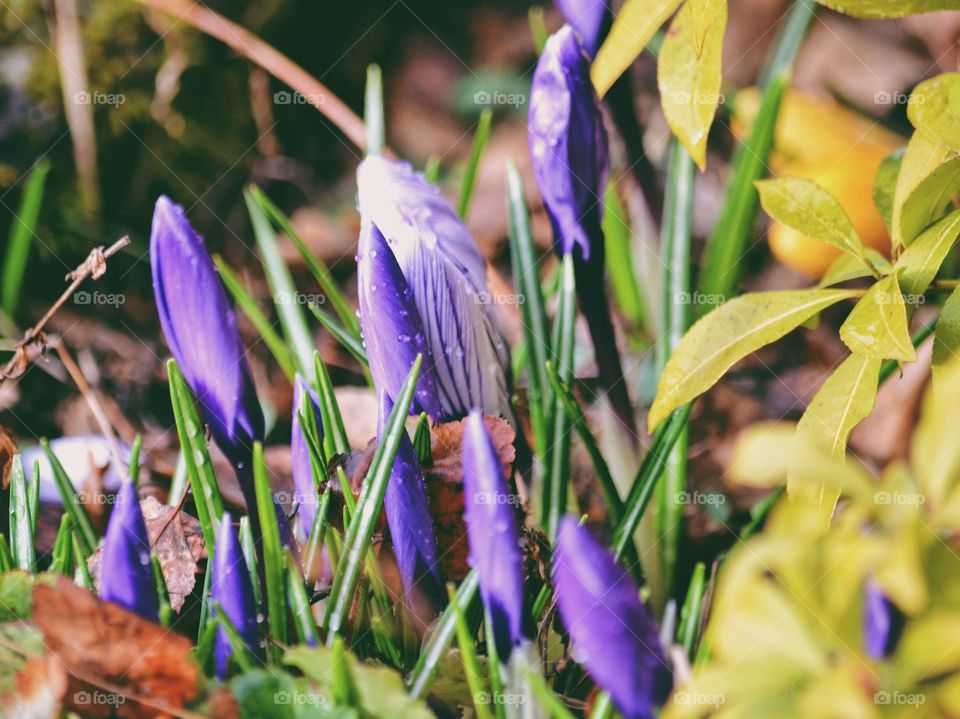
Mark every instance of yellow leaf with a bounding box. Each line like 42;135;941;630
912;356;960;508
686;0;724;57
891;126;957;249
816;0;960;18
647;289;858;431
657;0;726;169
897;208;960;297
591;0;683;98
839;273;916;361
932;286;960;380
818;249;890;288
908;72;960;153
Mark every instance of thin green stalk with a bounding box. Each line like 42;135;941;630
309;303;370;370
697;0;815;308
71;532;94;590
2;159;49;317
448;584;494;719
603;181;647;329
8;455;35;572
678;562;707;658
523;669;577;719
314;352;351;458
253;442;288;657
459;109;493;218
128;435;143;488
152;554;173;627
287;550;320;646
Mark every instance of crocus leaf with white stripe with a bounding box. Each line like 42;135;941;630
100;481;159;623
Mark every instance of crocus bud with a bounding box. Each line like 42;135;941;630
357;221;443;419
553;517;670;719
291;374;324;536
555;0;610;56
357;156;511;421
462;410;528;659
211;513;261;679
380;394;444;610
100;480;159;623
529;26;608;263
864;581;903;660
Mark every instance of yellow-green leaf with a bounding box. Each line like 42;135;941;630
897;208;960;297
818;249;890;288
648;289;858;431
933;286;960;378
913;356;960;507
898;154;960;247
908;72;960;153
816;0;960;19
756;176;866;261
839;274;916;361
687;0;724;57
891;130;956;248
657;0;726;169
592;0;683;98
872;148;903;234
789;353;881;519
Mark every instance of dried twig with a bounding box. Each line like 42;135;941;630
0;236;130;385
133;0;370;152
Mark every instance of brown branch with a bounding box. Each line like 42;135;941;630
133;0;369;152
0;236;130;385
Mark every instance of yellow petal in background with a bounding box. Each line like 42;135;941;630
657;0;726;169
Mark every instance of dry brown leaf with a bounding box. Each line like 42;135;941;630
0;424;17;489
32;576;199;717
88;497;205;613
5;653;68;717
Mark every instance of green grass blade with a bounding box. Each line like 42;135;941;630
304;489;331;580
238;516;262;610
331;635;362;706
245;187;315;376
603;181;647;329
448;584;494;719
528;7;549;54
71;532;94;590
365;64;385;157
483;610;506;719
248;187;360;338
2;159;49;317
128;435;143;488
506;160;552;454
588;693;616;719
324;355;422;640
459;109;493;218
42;439;97;555
167;360;223;552
253;441;288;656
152;554;173;627
678;561;707;657
523;668;576;719
215;255;298;381
424;156;441;183
412;412;432;467
49;514;73;575
697;0;815;308
212;602;257;673
657;140;695;601
8;455;35;572
313;351;351;457
0;534;12;573
543;255;576;539
27;460;39;541
309;303;369;368
287;549;320;646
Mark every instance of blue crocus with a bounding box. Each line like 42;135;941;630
864;581;903;660
380;393;444;609
529;27;636;436
291;373;324;537
555;0;610;57
211;513;261;679
356;220;444;419
462;410;528;659
357;156;511;421
100;480;159;623
553;517;670;719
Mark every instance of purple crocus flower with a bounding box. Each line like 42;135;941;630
356;221;444;419
555;0;610;57
291;373;324;536
211;514;261;679
553;517;670;719
357;156;511;421
462;410;528;659
864;581;904;660
100;480;159;623
380;393;444;609
529;27;636;437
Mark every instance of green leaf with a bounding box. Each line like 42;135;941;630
603;182;646;327
696;0;815;306
839;274;916;361
42;438;97;555
657;0;727;168
914;353;960;507
815;0;960;17
447;584;493;719
908;72;960;152
412;412;432;467
872;148;904;233
789;353;881;516
897;208;960;297
897;153;960;248
459;109;492;218
934;286;960;377
314;352;351;458
286;645;434;719
891;130;956;249
287;550;320;647
818;249;891;288
592;0;683;98
648;289;858;430
365;64;385;157
755;176;866;261
309;303;369;369
2;160;49;318
8;455;35;572
678;562;707;657
254;443;288;656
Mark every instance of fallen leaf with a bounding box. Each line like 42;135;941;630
88;497;205;613
32;576;199;716
0;424;16;489
4;653;68;718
